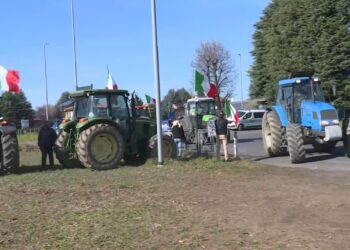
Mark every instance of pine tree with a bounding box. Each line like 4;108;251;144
0;91;34;127
249;0;350;109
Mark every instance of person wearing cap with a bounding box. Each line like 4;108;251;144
38;122;57;166
215;111;229;161
171;119;186;159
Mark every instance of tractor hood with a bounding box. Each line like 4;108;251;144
301;100;339;131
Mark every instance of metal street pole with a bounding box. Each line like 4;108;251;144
71;0;78;90
44;43;49;121
238;53;244;109
151;0;163;166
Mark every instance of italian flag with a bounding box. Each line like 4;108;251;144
194;70;217;98
106;71;118;90
224;99;239;124
145;94;156;104
0;65;20;94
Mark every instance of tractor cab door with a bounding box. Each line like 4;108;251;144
277;85;294;122
109;94;131;138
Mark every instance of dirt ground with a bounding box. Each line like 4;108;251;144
1;156;350;249
128;162;350;249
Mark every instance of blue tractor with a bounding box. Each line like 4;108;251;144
262;77;342;163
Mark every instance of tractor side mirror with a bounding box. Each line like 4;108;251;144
332;84;337;97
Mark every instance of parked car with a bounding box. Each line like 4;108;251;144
236;109;266;130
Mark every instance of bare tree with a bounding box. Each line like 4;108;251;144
192;41;235;109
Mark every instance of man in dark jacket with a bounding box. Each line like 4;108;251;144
215;111;228;161
38;122;57;166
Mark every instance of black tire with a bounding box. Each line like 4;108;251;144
343;119;350;158
286;123;306;163
312;141;337;153
237;124;244;131
76;124;125;170
54;130;82;168
1;133;19;173
148;134;177;159
345;135;350;158
262;110;286;156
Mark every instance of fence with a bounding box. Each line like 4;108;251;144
17;128;40;135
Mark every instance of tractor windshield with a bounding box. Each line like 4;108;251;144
74;95;109;118
196;101;216;115
294;81;325;102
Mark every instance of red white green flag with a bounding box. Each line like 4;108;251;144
194;70;217;98
106;71;118;90
0;65;20;94
145;94;156;104
224;99;239;124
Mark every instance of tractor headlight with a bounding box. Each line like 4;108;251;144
320;120;329;126
331;119;339;125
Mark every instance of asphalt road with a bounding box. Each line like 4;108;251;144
231;129;350;171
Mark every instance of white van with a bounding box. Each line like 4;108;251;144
236;110;266;130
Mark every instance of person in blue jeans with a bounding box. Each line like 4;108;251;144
171;119;186;159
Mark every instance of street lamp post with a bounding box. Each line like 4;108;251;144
238;53;244;109
71;0;78;90
44;43;49;121
151;0;163;166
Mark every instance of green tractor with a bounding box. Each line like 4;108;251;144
182;96;217;143
0;119;19;173
54;89;177;170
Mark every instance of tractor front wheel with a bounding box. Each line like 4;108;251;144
1;133;19;173
148;135;177;159
77;124;125;170
286;123;306;163
55;130;82;168
262;110;286;156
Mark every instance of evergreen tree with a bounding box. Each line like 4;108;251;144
0;91;34;127
249;0;350;108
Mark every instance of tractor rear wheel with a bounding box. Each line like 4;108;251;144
76;124;125;170
312;141;337;153
286;123;306;163
148;134;177;159
1;133;19;173
262;110;286;156
55;130;82;168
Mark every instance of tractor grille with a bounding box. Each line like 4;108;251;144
321;109;337;120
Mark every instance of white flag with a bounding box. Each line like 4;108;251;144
106;72;118;90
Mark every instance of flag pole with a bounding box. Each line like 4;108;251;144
151;0;163;166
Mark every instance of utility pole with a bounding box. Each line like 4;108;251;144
71;0;78;90
238;53;244;109
44;42;49;121
151;0;163;166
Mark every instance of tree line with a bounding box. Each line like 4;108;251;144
249;0;350;109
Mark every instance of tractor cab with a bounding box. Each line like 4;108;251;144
184;97;216;129
276;77;339;132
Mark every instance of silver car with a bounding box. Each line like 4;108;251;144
236;110;266;130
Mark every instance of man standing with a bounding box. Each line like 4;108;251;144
171;119;186;159
215;111;228;161
38;122;57;166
